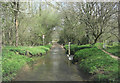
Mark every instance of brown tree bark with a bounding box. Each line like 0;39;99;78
15;17;18;46
13;2;19;46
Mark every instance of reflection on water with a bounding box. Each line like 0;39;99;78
14;43;89;81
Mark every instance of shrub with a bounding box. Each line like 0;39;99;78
64;44;91;55
94;43;103;48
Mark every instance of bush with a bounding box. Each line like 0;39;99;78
94;43;103;48
64;44;91;55
113;42;119;46
44;44;52;48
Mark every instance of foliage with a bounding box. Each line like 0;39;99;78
2;49;33;81
112;42;119;46
3;45;52;57
73;47;119;81
64;44;91;55
94;42;120;57
2;45;52;81
44;44;52;48
94;43;103;48
58;2;118;45
1;2;60;46
105;46;120;57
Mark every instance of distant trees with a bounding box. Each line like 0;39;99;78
57;3;86;45
57;2;118;45
1;2;15;45
1;2;60;46
1;1;119;46
79;3;117;44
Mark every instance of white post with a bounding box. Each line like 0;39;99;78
103;43;106;49
103;40;106;49
68;42;71;55
106;40;108;48
43;35;45;46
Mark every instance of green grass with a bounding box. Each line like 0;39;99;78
64;44;91;55
3;45;52;56
73;47;119;81
64;43;119;81
93;42;119;57
94;43;103;48
2;50;33;81
105;46;120;57
2;45;52;81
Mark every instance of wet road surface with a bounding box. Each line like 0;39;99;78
14;43;88;81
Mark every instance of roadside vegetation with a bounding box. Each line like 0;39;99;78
0;1;120;82
64;43;119;81
105;46;120;57
58;2;120;81
2;45;52;81
0;2;57;81
64;44;91;55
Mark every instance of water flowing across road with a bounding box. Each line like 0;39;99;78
14;43;89;81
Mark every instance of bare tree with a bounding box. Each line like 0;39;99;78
12;2;19;46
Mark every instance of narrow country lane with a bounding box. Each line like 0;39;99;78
14;43;88;81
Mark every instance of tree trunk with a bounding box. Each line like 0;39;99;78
93;37;98;44
8;31;12;45
93;34;102;44
118;1;120;43
13;2;19;46
15;17;18;46
39;3;41;16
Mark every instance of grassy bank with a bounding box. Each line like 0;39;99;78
94;43;120;57
105;46;120;57
64;44;119;81
2;45;52;81
64;44;91;55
